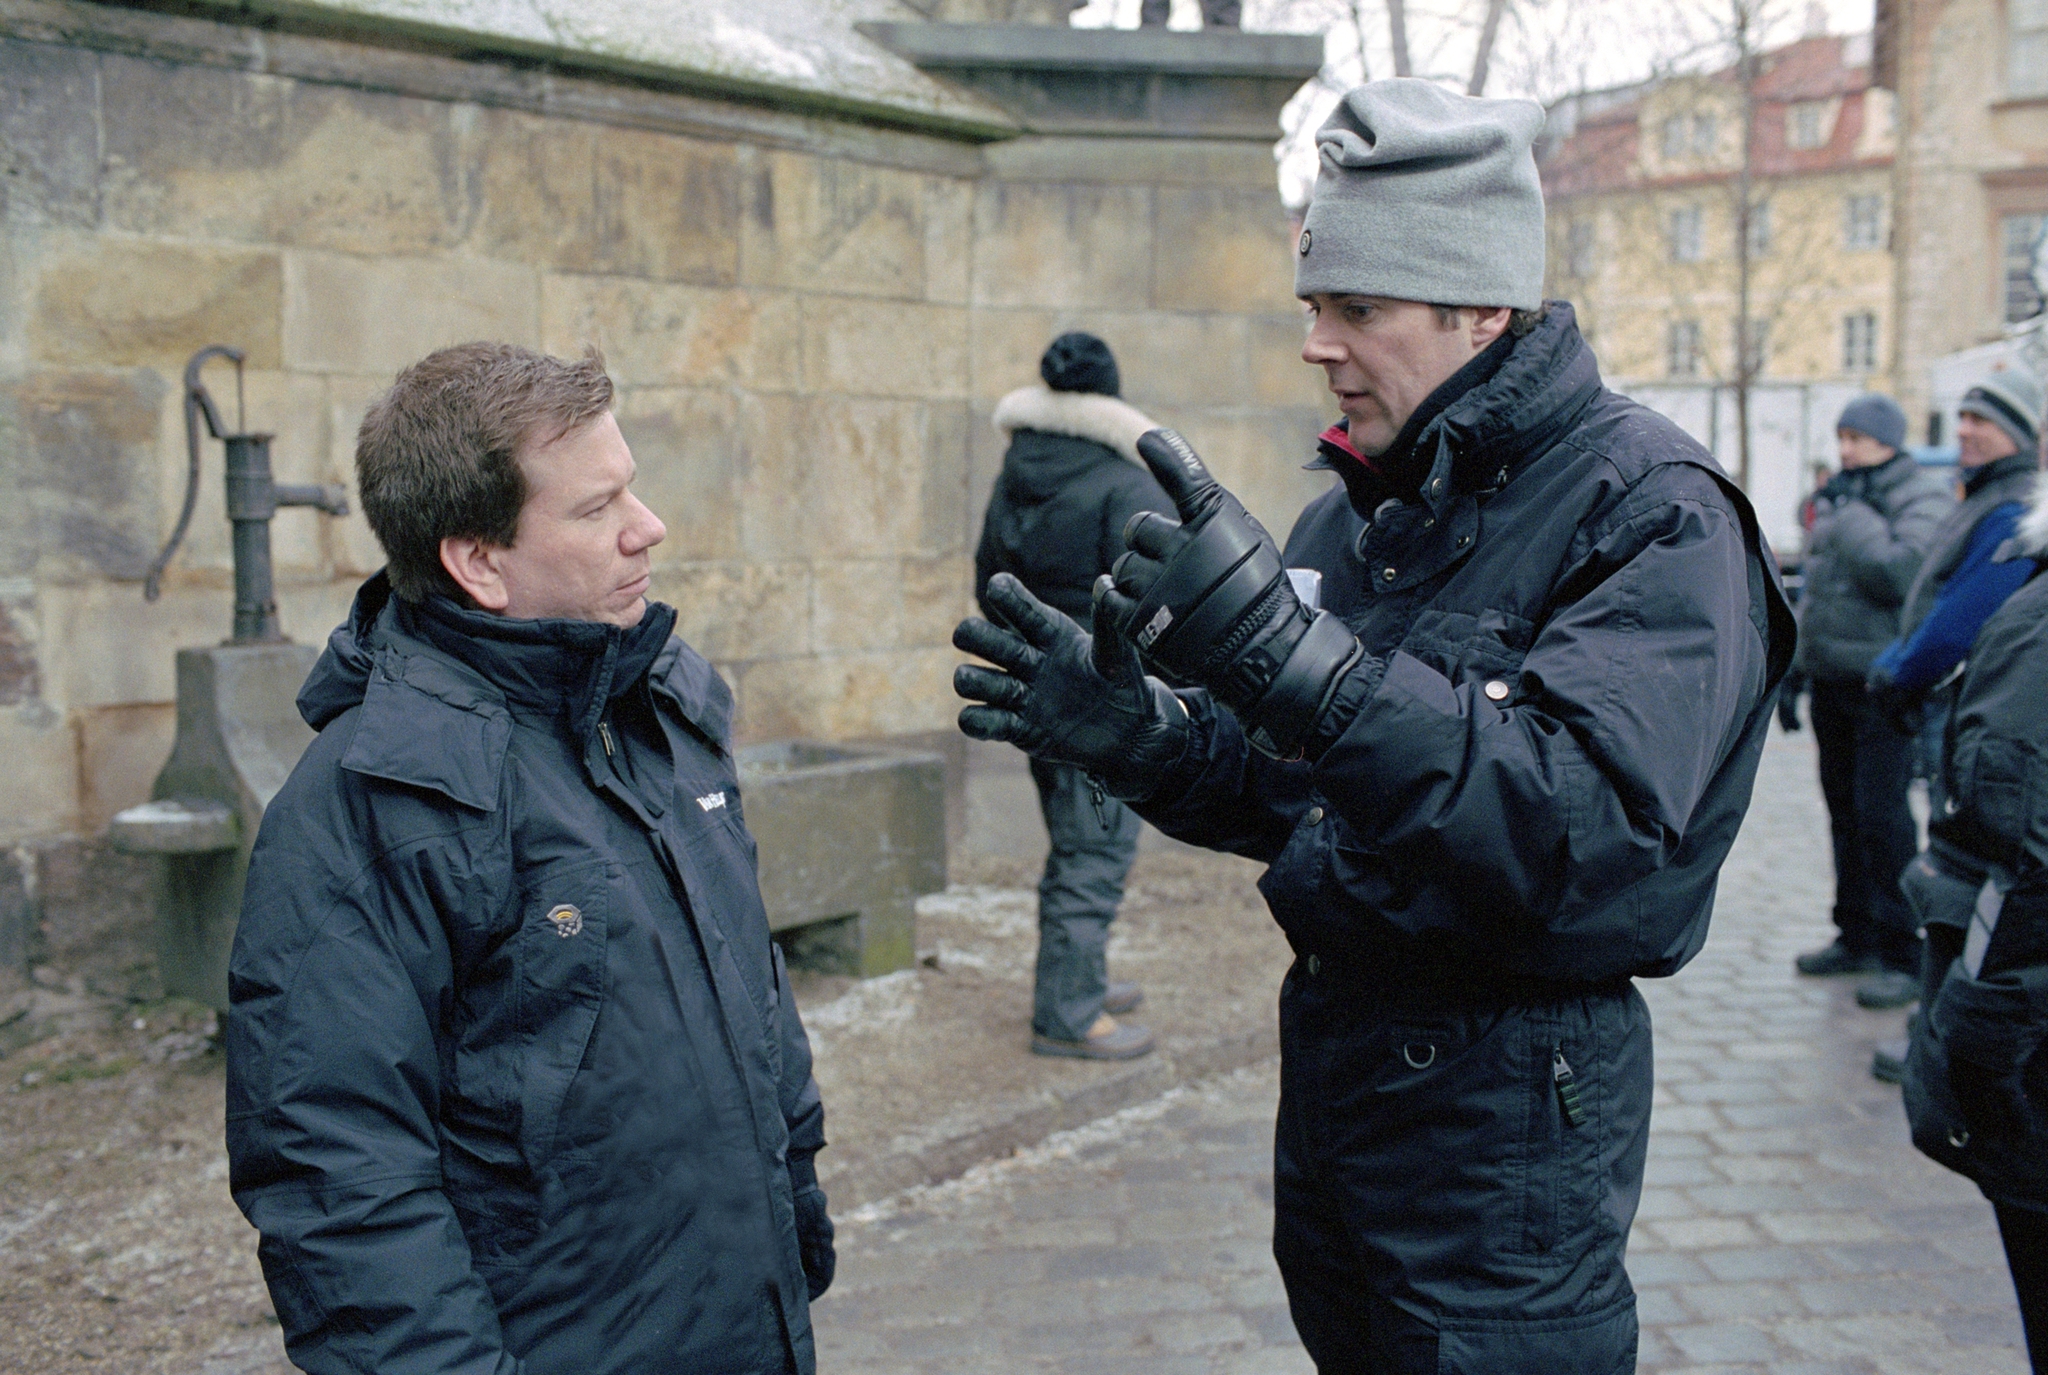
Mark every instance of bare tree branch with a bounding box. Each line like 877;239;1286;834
1468;0;1509;92
1387;0;1414;75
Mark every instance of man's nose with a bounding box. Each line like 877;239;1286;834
622;493;666;553
1301;314;1344;366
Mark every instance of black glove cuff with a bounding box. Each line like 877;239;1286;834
1240;612;1364;760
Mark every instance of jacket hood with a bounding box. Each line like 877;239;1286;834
993;386;1158;465
2015;472;2048;557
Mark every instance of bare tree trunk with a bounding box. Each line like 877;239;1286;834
1468;0;1509;94
1732;0;1758;492
1387;0;1413;76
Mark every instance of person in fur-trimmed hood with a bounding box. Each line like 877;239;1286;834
974;332;1173;1059
1901;470;2048;1372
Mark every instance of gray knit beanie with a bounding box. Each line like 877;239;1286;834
1959;368;2043;453
1295;80;1547;311
1836;393;1906;452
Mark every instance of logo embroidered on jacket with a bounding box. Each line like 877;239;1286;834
696;791;728;812
545;904;583;938
1299;227;1312;256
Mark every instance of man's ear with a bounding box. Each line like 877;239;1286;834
1469;306;1513;351
440;536;511;612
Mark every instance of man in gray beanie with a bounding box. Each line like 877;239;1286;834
953;78;1791;1373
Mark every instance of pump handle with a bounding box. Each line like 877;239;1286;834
145;347;245;603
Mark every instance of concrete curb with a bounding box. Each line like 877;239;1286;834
821;1025;1278;1211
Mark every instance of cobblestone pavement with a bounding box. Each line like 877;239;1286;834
812;730;2035;1374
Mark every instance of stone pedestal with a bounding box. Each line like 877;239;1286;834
110;644;319;1011
738;741;946;978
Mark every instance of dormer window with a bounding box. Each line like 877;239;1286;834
1660;111;1718;161
1787;101;1828;149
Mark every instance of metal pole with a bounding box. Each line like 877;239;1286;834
223;435;283;643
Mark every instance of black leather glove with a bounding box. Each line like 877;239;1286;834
953;573;1190;800
792;1183;835;1301
1097;429;1361;761
1776;671;1804;732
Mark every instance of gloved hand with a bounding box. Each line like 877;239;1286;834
792;1183;835;1300
952;573;1190;800
1097;429;1362;760
1866;671;1925;736
1776;671;1805;732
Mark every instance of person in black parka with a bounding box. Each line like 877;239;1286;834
226;344;831;1375
975;333;1174;1059
952;81;1793;1373
1901;471;2048;1372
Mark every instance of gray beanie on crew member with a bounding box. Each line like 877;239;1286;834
1295;80;1547;311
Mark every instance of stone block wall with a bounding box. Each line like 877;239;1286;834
0;2;1331;843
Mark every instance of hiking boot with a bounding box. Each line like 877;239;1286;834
1871;1037;1908;1084
1795;940;1882;977
1855;969;1920;1010
1032;1013;1156;1061
1103;981;1144;1016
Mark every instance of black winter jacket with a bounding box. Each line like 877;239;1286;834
1137;305;1795;993
1795;453;1952;681
975;385;1172;622
226;576;825;1375
1903;488;2048;1210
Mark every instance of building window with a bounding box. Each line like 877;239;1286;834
1669;204;1705;262
1661;116;1687;160
1844;194;1886;249
1747;199;1772;257
1668;319;1703;377
2005;213;2048;323
1738;318;1771;377
1787;101;1828;149
1843;312;1879;372
2013;0;2048;98
1660;111;1718;160
1566;219;1596;278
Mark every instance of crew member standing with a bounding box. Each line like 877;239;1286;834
952;81;1792;1371
1787;395;1951;987
976;332;1172;1059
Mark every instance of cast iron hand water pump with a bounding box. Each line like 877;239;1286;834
143;345;349;640
113;345;352;1010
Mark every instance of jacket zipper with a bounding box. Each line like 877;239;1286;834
1088;775;1110;831
598;719;616;758
1553;1046;1586;1128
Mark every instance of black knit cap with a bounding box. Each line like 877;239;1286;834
1040;332;1120;397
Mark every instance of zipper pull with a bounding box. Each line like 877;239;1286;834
1088;776;1110;832
598;719;616;758
1553;1047;1586;1128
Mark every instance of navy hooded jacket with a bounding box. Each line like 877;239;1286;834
225;576;825;1375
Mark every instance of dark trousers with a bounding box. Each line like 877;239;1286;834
1271;968;1647;1374
1998;1203;2048;1372
1811;677;1921;971
1139;0;1240;25
1029;760;1141;1042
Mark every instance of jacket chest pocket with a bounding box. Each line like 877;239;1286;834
512;859;612;1165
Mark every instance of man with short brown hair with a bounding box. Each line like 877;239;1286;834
227;342;833;1375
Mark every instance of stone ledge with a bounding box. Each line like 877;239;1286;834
860;21;1320;140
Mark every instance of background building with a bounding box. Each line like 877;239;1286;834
1539;33;1897;549
1878;0;2048;440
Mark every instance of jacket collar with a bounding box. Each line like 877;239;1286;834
1963;451;2039;498
299;573;730;811
1308;303;1604;520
